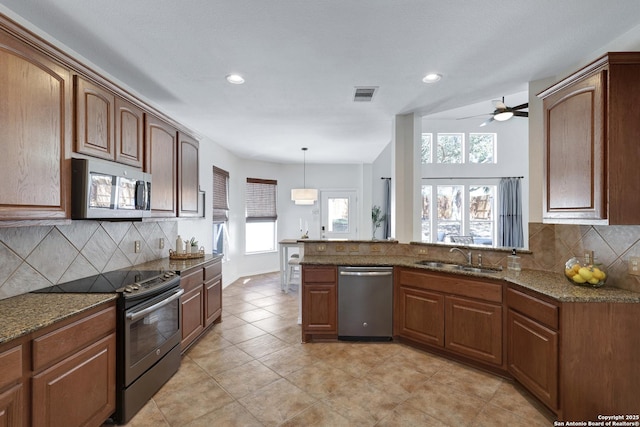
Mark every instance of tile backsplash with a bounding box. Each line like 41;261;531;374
0;221;177;300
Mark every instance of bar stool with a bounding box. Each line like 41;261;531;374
285;254;301;293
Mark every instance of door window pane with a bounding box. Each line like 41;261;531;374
421;186;432;241
437;185;463;241
328;197;349;233
469;185;495;246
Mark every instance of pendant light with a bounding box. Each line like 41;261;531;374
291;147;318;205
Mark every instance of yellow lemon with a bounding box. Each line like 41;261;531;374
578;267;593;281
592;268;604;280
572;264;581;274
588;277;600;285
565;268;575;278
572;274;587;284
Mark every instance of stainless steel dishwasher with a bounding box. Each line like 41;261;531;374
338;266;393;341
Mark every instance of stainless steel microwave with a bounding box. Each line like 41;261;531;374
71;157;151;219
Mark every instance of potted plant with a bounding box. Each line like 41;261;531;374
371;205;386;240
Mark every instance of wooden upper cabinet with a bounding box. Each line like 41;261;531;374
75;76;144;168
74;75;115;161
178;133;200;217
0;27;71;220
145;114;177;217
115;97;144;168
539;52;640;224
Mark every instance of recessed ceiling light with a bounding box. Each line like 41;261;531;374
422;73;442;83
226;74;245;84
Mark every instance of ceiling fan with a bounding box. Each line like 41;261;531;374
461;97;529;127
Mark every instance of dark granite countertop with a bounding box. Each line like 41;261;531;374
0;293;117;345
0;254;222;346
301;255;640;303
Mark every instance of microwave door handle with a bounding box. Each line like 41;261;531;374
126;288;184;322
135;180;145;210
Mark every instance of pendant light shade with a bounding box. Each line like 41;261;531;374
291;147;318;205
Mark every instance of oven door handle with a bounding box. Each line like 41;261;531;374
126;288;184;322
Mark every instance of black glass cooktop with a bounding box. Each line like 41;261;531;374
34;268;166;294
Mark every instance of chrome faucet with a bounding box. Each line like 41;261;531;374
450;247;472;265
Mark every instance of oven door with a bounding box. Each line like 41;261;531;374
123;286;183;386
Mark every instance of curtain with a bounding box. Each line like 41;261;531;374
499;177;524;248
383;178;391;239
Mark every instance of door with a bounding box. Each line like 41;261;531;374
320;190;358;240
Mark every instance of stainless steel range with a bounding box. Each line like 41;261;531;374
35;268;183;424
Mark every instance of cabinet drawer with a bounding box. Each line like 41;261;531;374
399;269;502;303
0;345;22;390
204;261;222;281
303;266;336;283
32;305;116;372
180;267;204;292
507;287;559;330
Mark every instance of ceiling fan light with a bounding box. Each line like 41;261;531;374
494;111;514;121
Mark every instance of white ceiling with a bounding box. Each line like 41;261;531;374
2;1;640;164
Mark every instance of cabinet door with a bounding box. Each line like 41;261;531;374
445;296;502;365
145;115;177;217
115;96;144;168
396;286;444;347
0;30;71;220
178;133;200;217
204;277;222;327
543;71;606;221
507;309;558;410
0;384;22;427
302;284;337;335
32;333;116;427
74;75;115;161
180;286;204;350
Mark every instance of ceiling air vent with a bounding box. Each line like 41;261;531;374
353;86;377;102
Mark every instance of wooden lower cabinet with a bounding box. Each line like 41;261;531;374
395;286;444;346
445;296;502;365
179;257;223;351
507;309;558;410
0;384;22;427
32;334;116;427
301;266;337;342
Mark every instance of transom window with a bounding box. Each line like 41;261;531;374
422;132;496;164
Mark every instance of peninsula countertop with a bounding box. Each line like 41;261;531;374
301;255;640;303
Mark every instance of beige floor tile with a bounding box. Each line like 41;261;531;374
403;382;485;426
247;295;287;307
261;302;299;317
235;307;278;323
280;401;351;427
183;401;263;427
251;315;293;333
184;329;233;358
259;346;319;377
375;402;450;427
234;333;291;359
489;381;556;425
154;357;211;397
270;324;303;344
214;359;280;399
121;399;169;427
219;323;267;344
191;345;255;376
240;291;270;302
153;377;235;426
239;378;317;426
285;360;356;399
431;361;504;401
472;402;543;427
222;301;260;315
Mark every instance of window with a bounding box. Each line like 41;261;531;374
436;133;463;163
421;133;432;164
212;166;229;257
245;178;277;253
421;132;496;164
421;182;496;246
469;133;496;163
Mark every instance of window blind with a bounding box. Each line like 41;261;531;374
246;178;277;222
212;166;229;222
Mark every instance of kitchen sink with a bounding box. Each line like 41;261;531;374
415;260;501;274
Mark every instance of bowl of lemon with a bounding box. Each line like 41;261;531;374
564;257;607;287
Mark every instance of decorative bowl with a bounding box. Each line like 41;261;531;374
564;257;607;288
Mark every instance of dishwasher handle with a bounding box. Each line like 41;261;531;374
339;270;393;277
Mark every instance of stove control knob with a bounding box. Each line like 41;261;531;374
164;272;175;278
131;284;140;290
124;286;133;293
